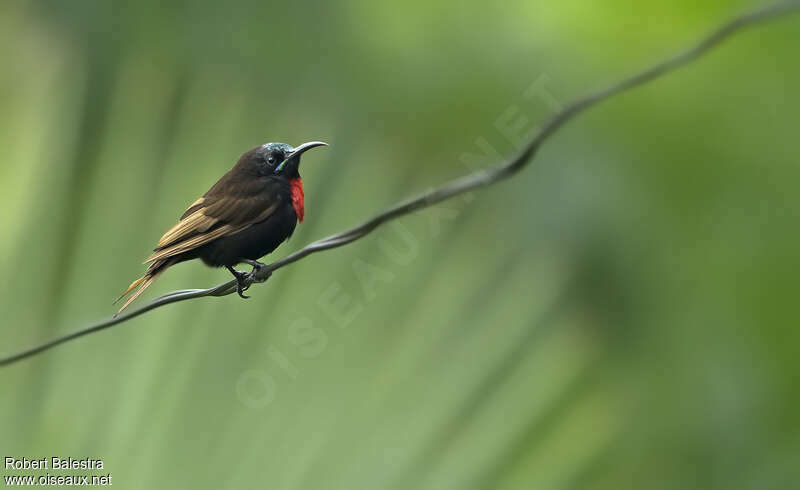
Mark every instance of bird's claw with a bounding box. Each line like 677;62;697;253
228;268;251;299
236;282;251;299
228;261;270;299
243;260;271;284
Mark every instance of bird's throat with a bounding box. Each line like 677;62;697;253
290;177;305;223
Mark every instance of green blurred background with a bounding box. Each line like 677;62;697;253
1;0;799;488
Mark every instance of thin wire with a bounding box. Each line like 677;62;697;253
2;1;798;367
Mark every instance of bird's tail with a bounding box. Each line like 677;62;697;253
114;260;171;315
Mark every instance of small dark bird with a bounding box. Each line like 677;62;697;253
116;141;328;314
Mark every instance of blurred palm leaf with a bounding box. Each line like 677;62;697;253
1;1;799;489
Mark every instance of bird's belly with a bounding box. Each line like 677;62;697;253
197;204;297;267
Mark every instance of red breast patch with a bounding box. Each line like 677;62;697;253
290;177;305;223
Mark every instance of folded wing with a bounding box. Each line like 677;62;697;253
145;181;279;265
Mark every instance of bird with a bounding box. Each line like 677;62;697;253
115;141;328;314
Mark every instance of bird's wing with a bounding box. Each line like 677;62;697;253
144;179;279;265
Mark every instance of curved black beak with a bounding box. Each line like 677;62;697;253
276;141;328;173
289;141;328;158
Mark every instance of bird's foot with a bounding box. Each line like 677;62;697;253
242;259;271;284
226;266;251;299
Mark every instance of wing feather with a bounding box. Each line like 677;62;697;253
146;223;242;264
156;208;219;249
144;186;280;264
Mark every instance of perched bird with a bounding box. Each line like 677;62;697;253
116;141;328;314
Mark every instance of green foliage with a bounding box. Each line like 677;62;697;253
1;1;798;488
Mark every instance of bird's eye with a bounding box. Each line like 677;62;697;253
267;156;276;165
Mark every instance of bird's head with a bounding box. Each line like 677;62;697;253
243;141;328;179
